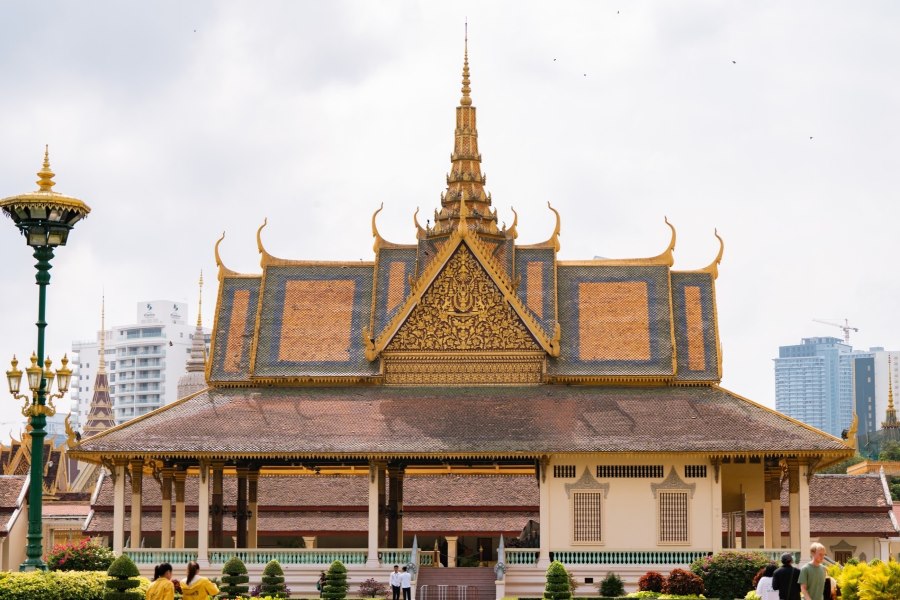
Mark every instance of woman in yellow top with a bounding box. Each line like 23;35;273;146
181;561;221;600
146;563;175;600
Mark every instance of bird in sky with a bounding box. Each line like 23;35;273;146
732;60;737;64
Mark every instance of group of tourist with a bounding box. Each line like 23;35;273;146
389;564;413;600
146;561;220;600
755;543;839;600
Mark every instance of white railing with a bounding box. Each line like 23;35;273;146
551;549;712;565
755;549;800;563
379;549;412;565
505;549;539;565
208;548;368;565
124;548;198;564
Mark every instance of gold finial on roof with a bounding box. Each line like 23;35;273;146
883;356;899;430
889;356;895;412
460;21;472;106
98;294;106;374
197;270;204;327
36;145;55;192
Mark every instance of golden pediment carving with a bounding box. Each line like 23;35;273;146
385;245;540;352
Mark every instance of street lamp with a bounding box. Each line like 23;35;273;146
0;147;89;570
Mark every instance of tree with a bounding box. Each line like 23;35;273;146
322;560;349;600
261;559;287;598
221;556;250;598
599;572;625;597
880;441;900;461
543;561;571;600
104;554;142;600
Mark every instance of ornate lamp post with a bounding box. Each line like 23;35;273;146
1;147;90;570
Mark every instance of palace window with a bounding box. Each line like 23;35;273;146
572;491;603;543
554;465;576;478
597;465;663;478
658;491;689;543
684;465;707;478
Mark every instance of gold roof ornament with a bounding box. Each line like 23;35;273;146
883;357;899;430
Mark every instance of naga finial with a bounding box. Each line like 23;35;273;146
704;229;725;279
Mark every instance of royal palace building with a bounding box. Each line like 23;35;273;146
71;41;853;596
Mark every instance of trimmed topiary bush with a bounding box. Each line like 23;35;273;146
690;550;769;600
0;571;150;600
260;559;287;598
639;571;666;593
599;572;625;597
48;539;116;571
105;555;142;600
543;560;571;600
322;560;349;600
664;568;705;596
221;556;251;598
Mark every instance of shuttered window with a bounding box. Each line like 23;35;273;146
572;491;603;543
658;491;689;543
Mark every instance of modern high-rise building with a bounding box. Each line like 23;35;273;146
775;337;900;439
70;300;210;428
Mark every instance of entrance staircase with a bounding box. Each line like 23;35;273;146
417;567;496;600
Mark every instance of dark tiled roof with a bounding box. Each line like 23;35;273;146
74;386;849;457
741;511;898;537
809;474;890;508
0;475;27;509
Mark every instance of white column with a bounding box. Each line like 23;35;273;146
538;458;551;568
197;462;210;565
879;538;891;561
446;535;458;568
710;462;723;553
113;461;127;554
367;461;381;566
797;462;811;552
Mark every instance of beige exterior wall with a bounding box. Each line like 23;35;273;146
2;503;28;571
545;454;718;550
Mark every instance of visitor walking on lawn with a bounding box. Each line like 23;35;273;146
799;543;828;600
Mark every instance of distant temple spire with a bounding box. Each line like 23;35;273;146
883;356;899;433
82;296;116;438
177;272;209;399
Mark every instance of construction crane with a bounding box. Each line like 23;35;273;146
812;318;859;344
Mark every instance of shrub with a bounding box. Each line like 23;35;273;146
221;556;251;598
0;571;150;600
690;551;769;600
47;539;116;572
544;560;571;600
359;577;389;598
105;554;142;600
744;593;762;600
567;568;580;592
858;560;900;600
664;568;704;596
260;559;287;598
639;571;666;593
599;572;625;597
837;561;871;600
251;583;293;597
323;560;349;600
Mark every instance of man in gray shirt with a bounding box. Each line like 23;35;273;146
798;542;827;600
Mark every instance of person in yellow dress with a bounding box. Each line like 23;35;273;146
146;563;175;600
181;560;221;600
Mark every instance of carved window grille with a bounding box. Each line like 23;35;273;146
658;491;689;544
572;491;603;543
596;465;663;479
554;465;576;478
684;465;707;478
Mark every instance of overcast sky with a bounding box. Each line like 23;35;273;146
1;1;898;435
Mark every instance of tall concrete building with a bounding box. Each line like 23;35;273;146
71;300;210;428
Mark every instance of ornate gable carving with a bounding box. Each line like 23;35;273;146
386;244;540;352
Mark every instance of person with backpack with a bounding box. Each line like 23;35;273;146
772;552;801;600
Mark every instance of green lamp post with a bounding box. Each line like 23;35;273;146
1;147;90;570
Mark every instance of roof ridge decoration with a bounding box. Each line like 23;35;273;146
366;226;559;360
676;229;725;279
555;217;676;266
214;231;254;280
372;203;416;250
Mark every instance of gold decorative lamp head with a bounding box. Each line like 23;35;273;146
55;355;72;394
6;356;23;396
0;146;91;247
42;357;55;395
25;353;42;392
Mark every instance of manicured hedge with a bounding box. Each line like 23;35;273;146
0;570;150;600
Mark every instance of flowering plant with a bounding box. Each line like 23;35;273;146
46;538;115;571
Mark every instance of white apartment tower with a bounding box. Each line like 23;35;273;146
71;299;210;428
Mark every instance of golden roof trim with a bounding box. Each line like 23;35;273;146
214;232;258;280
516;202;561;251
557;218;677;267
370;203;415;250
676;229;724;279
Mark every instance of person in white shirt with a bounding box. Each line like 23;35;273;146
389;565;402;600
400;566;412;600
756;563;780;600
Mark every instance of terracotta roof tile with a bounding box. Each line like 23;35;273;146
740;510;898;537
74;386;849;457
0;475;27;509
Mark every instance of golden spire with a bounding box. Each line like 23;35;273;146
460;21;472;106
883;356;899;430
197;270;204;327
97;294;106;374
36;145;55;192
